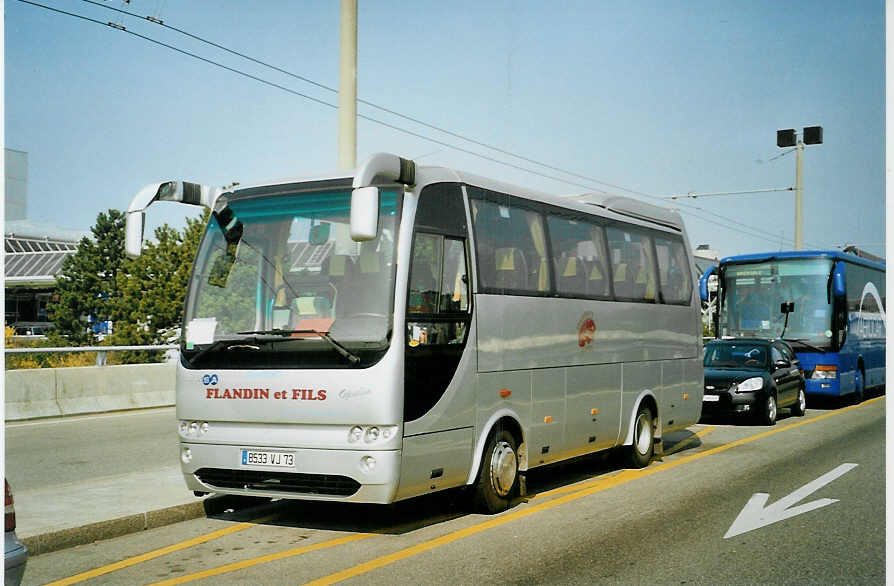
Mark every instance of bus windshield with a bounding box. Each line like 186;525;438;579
181;187;400;369
719;257;834;347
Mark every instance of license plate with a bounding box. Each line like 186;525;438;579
702;394;720;402
241;450;295;468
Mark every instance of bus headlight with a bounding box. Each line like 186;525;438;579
811;365;838;379
349;426;364;443
734;377;764;393
364;427;380;443
181;447;192;464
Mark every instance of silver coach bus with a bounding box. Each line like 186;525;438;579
125;153;703;513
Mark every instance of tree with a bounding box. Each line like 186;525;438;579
47;209;127;345
110;211;208;362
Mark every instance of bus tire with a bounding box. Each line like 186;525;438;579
853;370;865;404
624;405;654;469
758;393;777;426
473;428;518;514
791;387;806;417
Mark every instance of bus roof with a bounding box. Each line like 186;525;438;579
227;161;685;233
719;250;885;272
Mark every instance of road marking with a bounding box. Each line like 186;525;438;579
529;427;716;501
45;515;276;586
663;426;715;456
148;533;372;586
306;397;883;585
724;463;859;538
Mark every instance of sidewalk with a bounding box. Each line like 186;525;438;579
16;465;212;555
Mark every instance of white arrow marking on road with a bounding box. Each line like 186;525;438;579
724;463;858;539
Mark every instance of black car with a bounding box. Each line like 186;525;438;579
702;338;807;425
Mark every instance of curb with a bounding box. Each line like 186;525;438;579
20;495;260;556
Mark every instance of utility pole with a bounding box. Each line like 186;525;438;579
777;126;822;250
794;138;803;249
337;0;357;171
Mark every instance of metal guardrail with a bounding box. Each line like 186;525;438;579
6;345;178;366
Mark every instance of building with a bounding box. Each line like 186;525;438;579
4;149;88;330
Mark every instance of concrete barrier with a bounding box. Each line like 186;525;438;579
5;363;175;421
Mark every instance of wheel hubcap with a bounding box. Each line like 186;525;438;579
634;413;652;455
489;441;517;497
798;390;806;411
768;397;777;421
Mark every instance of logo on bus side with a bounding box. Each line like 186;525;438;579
202;374;219;385
578;311;597;349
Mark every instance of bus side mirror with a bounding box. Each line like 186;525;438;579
831;261;846;298
125;211;145;258
699;265;716;302
350;186;379;241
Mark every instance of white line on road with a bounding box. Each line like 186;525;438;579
724;462;859;539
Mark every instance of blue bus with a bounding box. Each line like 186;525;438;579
700;250;885;401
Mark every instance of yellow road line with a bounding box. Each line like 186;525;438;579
664;425;715;456
148;534;372;586
307;397;883;585
530;426;716;501
45;515;277;586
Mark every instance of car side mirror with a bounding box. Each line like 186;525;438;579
774;359;790;370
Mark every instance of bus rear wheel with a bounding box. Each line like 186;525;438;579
473;428;518;513
624;405;654;469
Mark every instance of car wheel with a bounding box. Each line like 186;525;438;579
472;427;518;513
757;393;777;426
624;404;654;468
790;387;806;417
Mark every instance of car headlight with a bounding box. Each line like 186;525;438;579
735;377;764;393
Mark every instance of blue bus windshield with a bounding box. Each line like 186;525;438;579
719;257;833;346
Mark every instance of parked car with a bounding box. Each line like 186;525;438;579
4;480;27;586
702;338;807;425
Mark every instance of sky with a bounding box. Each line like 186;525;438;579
4;0;887;259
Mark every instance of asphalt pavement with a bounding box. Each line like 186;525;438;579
5;407;228;555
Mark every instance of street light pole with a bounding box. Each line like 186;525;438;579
337;0;357;171
794;138;803;250
777;126;821;251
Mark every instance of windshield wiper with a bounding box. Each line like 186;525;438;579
237;329;361;365
183;337;264;367
783;338;827;354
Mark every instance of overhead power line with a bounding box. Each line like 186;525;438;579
665;187;793;200
20;0;603;192
80;0;642;197
20;0;833;251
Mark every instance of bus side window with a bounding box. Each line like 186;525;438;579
655;235;692;304
440;238;468;312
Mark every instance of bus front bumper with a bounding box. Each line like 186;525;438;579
180;442;401;503
805;378;841;397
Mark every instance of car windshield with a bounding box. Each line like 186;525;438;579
719;257;834;348
181;186;400;369
704;342;769;369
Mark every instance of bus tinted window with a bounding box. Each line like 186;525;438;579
470;193;551;294
654;235;692;304
605;225;658;302
546;214;610;298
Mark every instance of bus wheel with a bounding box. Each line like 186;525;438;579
624;405;654;469
758;393;777;426
791;387;806;417
473;428;518;513
853;371;865;404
